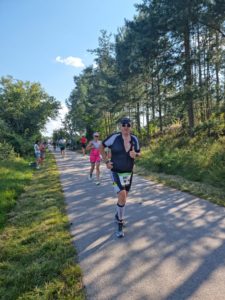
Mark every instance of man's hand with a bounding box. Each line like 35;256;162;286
129;146;136;159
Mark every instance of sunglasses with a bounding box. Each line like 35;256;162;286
122;123;131;127
94;135;99;137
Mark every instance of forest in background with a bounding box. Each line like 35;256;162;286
64;0;225;140
0;76;60;156
56;0;225;192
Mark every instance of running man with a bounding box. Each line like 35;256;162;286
100;117;141;238
80;135;87;156
86;132;102;185
58;138;66;158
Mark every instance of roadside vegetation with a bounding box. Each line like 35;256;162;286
0;142;33;229
58;1;224;205
0;153;85;300
136;122;225;206
0;158;33;228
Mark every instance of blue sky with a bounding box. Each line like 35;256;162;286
0;0;141;134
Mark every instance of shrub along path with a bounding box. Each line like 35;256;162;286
55;149;225;300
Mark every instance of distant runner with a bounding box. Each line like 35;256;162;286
100;117;141;238
80;135;87;156
86;133;102;185
58;138;66;158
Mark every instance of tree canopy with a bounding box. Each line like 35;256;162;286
0;76;60;154
66;0;225;141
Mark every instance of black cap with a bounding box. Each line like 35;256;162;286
120;117;131;124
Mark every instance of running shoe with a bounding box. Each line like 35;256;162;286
96;181;100;185
116;222;124;238
88;174;92;180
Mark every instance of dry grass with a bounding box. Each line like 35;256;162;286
136;165;225;207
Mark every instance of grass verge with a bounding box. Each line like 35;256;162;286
0;158;33;229
135;165;225;207
0;153;85;300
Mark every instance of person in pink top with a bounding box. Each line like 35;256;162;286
86;132;102;185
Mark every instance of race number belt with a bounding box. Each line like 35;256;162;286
118;172;132;187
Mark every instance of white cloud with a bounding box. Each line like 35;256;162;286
55;56;85;68
93;61;98;69
43;103;68;136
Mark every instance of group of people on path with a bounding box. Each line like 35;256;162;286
44;117;140;238
81;117;141;238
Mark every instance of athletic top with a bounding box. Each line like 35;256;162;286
80;137;87;144
102;132;140;172
34;143;40;154
91;140;101;149
58;139;66;147
90;140;101;156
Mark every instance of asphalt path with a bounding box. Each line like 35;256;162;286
54;149;225;300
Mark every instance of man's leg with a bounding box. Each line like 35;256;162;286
117;190;126;218
82;146;86;156
116;190;127;238
111;172;131;237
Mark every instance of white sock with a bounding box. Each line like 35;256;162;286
117;203;125;221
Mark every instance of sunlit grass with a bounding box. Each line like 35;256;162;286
0;158;33;229
0;153;85;299
136;134;225;206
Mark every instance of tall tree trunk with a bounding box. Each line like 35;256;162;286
136;102;141;134
104;114;108;136
157;74;163;132
107;113;111;134
215;32;220;105
184;21;194;132
145;82;150;140
197;24;205;122
151;77;155;120
146;101;150;139
206;44;211;120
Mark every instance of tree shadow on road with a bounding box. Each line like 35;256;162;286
56;151;225;300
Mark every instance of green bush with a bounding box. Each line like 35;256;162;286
0;141;16;160
194;113;225;137
3;133;36;156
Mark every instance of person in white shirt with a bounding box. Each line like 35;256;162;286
34;140;41;169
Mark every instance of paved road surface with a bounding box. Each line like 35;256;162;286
54;149;225;300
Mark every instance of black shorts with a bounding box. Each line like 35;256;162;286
81;143;86;148
110;171;133;193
